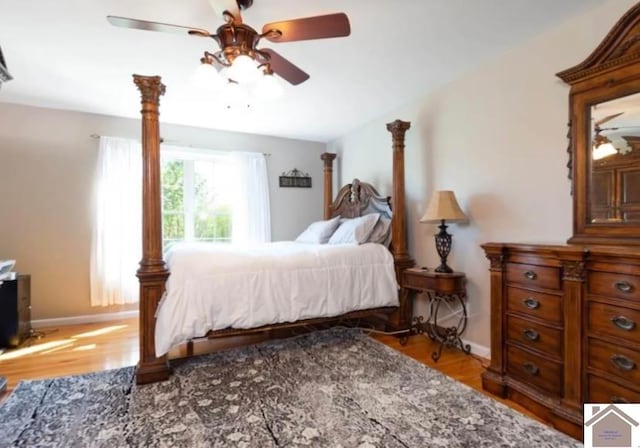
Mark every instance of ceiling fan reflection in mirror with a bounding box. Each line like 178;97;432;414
591;112;640;160
592;112;624;160
108;0;350;105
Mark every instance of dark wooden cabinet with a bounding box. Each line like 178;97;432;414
592;151;640;223
0;274;31;348
481;243;640;440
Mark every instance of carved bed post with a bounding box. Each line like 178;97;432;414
133;75;170;385
386;120;415;330
321;152;337;219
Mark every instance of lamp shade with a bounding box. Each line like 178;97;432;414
254;72;283;100
420;190;468;223
192;60;224;92
227;54;260;84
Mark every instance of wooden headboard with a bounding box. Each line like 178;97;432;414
330;179;392;220
318;122;414;333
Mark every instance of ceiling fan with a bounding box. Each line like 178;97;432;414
107;0;351;87
593;112;625;141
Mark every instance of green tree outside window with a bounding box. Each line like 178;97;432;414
161;158;232;249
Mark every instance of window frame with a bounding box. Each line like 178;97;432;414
161;148;233;247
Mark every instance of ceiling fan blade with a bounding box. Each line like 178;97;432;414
207;0;242;24
258;49;309;85
107;16;211;37
262;13;350;43
595;112;624;126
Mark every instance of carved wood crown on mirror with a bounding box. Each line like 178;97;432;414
557;1;640;245
481;2;640;441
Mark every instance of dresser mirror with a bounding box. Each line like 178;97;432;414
557;1;640;245
590;92;640;224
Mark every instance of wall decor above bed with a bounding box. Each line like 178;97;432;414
0;45;13;89
279;168;312;188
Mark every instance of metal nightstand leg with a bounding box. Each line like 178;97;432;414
413;292;471;361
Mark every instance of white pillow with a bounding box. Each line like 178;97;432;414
328;213;380;245
367;216;392;245
295;216;341;244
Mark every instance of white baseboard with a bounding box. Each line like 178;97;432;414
463;338;490;359
31;310;139;329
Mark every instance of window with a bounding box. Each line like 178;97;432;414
91;137;270;307
161;152;234;248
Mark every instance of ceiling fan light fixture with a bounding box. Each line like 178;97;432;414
227;54;260;84
593;142;618;160
192;55;224;92
108;4;353;104
254;69;283;100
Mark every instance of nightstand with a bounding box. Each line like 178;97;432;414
402;267;471;361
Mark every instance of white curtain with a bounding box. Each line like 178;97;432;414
230;152;271;244
90;136;142;306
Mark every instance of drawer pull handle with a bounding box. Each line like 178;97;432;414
522;362;539;376
611;315;636;331
524;271;537;280
610;354;636;372
611;395;630;404
523;329;540;342
523;298;540;310
614;281;633;293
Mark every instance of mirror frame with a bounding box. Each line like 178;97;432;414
558;2;640;245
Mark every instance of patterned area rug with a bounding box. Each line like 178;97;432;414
0;329;581;447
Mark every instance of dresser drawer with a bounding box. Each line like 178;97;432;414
506;287;562;323
507;315;562;357
589;271;640;301
588;301;640;342
588;338;640;383
588;374;640;404
507;345;562;396
506;263;560;291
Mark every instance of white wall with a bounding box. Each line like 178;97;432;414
328;0;637;353
0;103;325;320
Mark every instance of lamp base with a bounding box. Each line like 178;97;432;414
434;220;454;274
434;263;453;274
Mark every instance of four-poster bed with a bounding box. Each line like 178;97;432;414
133;74;415;384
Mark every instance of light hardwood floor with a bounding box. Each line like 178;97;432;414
0;319;539;424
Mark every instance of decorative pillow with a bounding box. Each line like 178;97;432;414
367;215;392;245
295;216;341;244
328;213;380;245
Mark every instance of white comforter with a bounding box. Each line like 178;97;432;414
155;241;399;355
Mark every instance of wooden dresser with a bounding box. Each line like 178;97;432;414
480;2;640;440
481;243;640;438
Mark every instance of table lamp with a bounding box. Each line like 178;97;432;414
420;190;468;273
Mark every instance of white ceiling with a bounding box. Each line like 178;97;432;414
0;0;604;142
